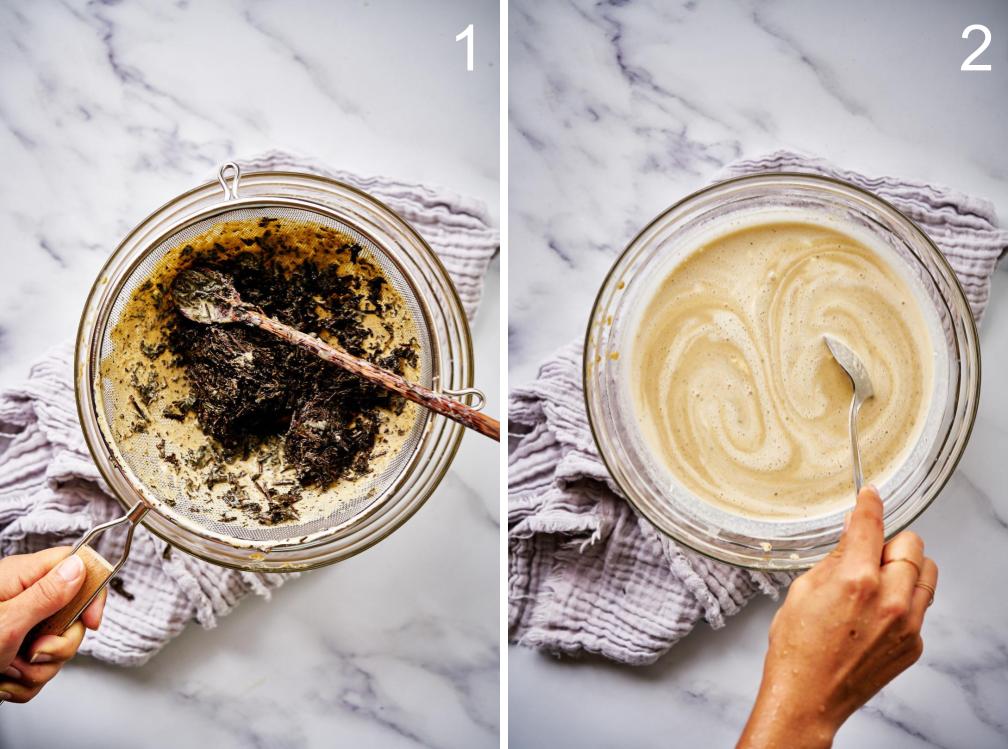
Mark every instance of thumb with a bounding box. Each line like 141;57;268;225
7;554;85;634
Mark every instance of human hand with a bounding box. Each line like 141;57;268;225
737;486;938;749
0;547;107;703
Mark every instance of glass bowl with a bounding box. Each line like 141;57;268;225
76;168;474;571
584;173;980;569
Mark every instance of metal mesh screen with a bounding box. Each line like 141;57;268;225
96;204;432;546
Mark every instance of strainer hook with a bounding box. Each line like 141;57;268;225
442;386;486;411
218;162;242;200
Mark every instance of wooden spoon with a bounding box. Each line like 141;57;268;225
171;267;500;441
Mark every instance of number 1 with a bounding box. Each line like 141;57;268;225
456;24;474;72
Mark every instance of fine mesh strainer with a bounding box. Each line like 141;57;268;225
45;163;481;637
101;197;435;545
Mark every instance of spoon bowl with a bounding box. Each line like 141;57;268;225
171;267;251;324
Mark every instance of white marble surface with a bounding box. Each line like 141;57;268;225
509;1;1008;748
0;1;499;747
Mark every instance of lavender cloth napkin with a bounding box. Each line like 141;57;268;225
0;152;498;666
508;150;1008;666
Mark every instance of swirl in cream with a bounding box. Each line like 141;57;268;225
631;222;932;520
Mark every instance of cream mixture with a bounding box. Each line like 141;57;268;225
631;221;933;520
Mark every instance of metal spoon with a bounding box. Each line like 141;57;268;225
824;335;874;492
171;267;500;441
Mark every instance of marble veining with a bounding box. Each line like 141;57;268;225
0;1;499;747
509;1;1008;748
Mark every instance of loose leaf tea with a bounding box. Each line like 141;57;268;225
101;217;422;528
167;250;417;485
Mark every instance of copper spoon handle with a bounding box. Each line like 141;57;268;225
240;308;499;441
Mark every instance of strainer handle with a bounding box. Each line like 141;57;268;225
32;501;149;640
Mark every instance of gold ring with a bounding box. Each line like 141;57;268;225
882;557;921;577
915;580;936;606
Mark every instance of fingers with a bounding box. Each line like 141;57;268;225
81;586;107;630
880;530;925;601
836;486;885;569
881;531;925;570
0;622;87;703
0;656;65;703
24;621;86;664
0;547;74;600
909;557;938;630
0;677;46;703
2;554;86;636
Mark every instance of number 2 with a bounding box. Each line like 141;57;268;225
961;24;992;71
456;24;474;72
